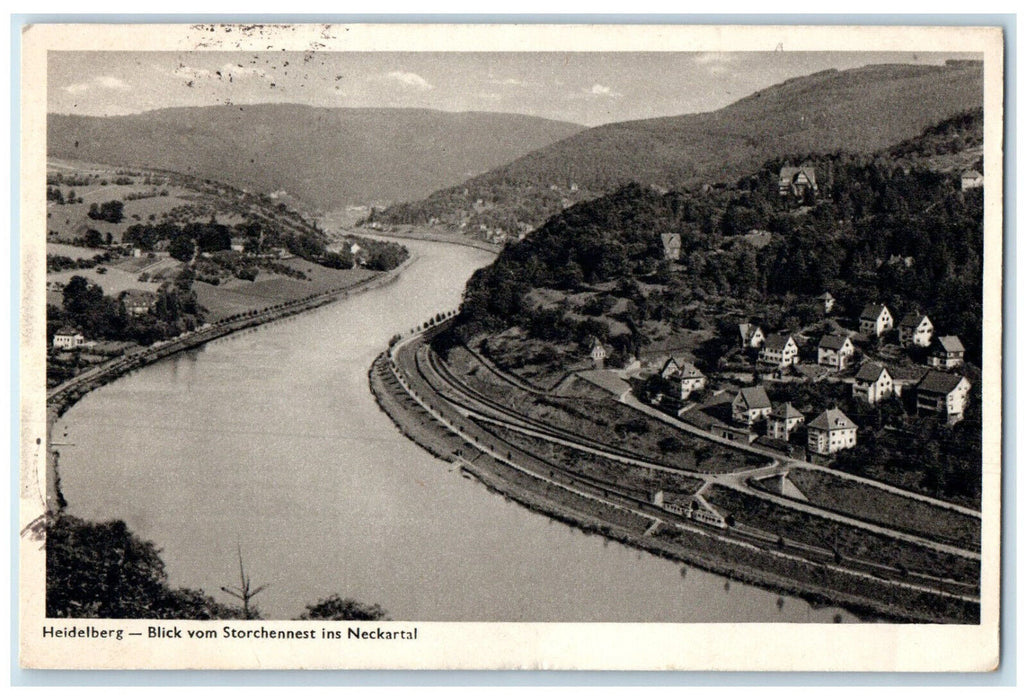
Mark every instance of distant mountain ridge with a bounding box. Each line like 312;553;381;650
374;61;983;236
47;104;585;211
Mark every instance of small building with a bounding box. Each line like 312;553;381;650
818;291;835;314
929;335;966;369
732;385;772;425
121;289;157;317
651;492;727;528
230;237;248;253
677;362;706;400
852;362;894;405
807;408;858;456
961;169;984;190
916;370;972;424
713;423;759;444
759;333;799;368
53;327;85;349
738;323;765;349
898;312;934;347
589;338;608;369
659;357;683;380
766;402;804;441
817;334;855;370
660;232;682;261
778;165;819;198
859;303;894;337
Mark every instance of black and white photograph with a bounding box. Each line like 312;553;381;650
18;22;1004;671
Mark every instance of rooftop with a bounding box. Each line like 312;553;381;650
917;370;968;395
736;385;771;410
934;335;965;353
808;408;857;431
818;333;851;350
762;333;794;351
854;362;891;382
860;303;890;320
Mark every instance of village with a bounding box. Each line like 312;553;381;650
580;163;979;466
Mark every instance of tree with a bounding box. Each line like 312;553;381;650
169;235;195;263
46;514;243;619
297;594;389;621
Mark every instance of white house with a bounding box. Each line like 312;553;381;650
589;338;608;369
859;303;894;337
676;362;706;400
961;170;984;190
53;327;85;349
807;408;858;456
898;312;934;347
738;323;765;349
759;333;799;368
817;334;855;370
766;402;804;441
818;292;836;314
852;362;894;405
929;335;965;369
916;370;972;424
732;386;772;425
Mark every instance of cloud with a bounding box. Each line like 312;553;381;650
62;75;132;94
385;71;433;90
692;53;739;74
589;83;621;97
566;83;623;100
489;77;525;86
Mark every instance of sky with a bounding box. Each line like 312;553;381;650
48;51;981;127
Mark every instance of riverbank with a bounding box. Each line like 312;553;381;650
44;254;417;514
340;225;502;255
369;343;979;625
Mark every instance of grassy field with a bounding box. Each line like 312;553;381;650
441;344;762;474
46;242;107;258
783;468;981;550
704;485;979;585
47;266;164;296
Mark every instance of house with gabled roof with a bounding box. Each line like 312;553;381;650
818;291;835;314
738;323;765;349
807;408;858;456
732;385;772;425
676;362;706;400
766;402;804;440
961;169;984;190
916;370;971;423
817;334;855;370
898;312;934;347
779;165;818;198
659;357;682;379
759;333;799;368
660;232;682;261
929;335;965;369
852;362;894;405
120;289;157;317
859;303;894;337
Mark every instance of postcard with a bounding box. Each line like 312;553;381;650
18;22;1003;671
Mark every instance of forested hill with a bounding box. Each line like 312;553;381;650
47;105;584;211
372;61;983;236
457;112;984;365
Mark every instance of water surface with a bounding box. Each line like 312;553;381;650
58;239;856;622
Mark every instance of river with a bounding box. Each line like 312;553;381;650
56;238;856;622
